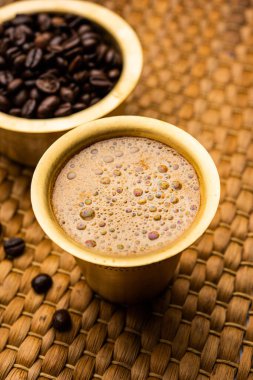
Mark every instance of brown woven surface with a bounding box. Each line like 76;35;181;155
0;0;253;379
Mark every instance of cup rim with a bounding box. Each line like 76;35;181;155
31;116;220;268
0;0;143;133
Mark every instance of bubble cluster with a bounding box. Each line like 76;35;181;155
52;137;200;255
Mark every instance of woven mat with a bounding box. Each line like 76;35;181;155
1;0;253;379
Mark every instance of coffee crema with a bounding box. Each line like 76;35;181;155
52;137;200;255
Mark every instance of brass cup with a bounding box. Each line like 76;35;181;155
0;0;142;166
31;116;220;303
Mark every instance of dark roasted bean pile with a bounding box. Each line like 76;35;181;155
0;13;122;119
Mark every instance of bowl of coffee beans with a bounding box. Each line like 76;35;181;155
0;0;142;165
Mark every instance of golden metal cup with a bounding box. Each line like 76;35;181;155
31;116;220;303
0;0;142;166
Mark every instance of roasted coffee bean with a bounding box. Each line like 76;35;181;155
108;68;121;79
114;53;122;66
49;36;63;47
81;93;91;105
0;39;10;55
81;32;99;41
90;69;106;79
54;102;72;117
56;56;68;69
73;102;87;111
5;26;15;39
36;77;60;94
60;87;75;102
0;56;5;68
37;95;60;118
0;71;13;85
78;24;92;35
90;97;100;106
96;44;108;62
4;237;25;259
51;16;66;28
0;94;10;112
68;55;83;72
37;14;51;31
22;99;36;117
32;273;53;294
73;71;88;82
105;48;116;65
81;37;98;52
25;48;43;68
13;89;28;106
16;24;33;37
90;77;112;89
69;16;83;28
30;88;41;100
64;46;83;58
7;78;23;92
23;70;34;79
0;12;122;119
13;54;26;69
6;46;20;59
9;108;21;116
34;32;52;48
52;309;72;332
15;34;26;46
44;52;56;63
13;14;33;26
25;79;36;87
62;36;80;51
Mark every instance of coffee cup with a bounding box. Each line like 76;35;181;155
0;0;142;166
31;116;220;303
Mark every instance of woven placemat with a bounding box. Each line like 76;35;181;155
1;0;253;379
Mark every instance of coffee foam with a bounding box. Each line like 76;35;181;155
52;137;200;255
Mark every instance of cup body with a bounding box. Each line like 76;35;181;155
77;255;181;304
0;0;142;166
31;116;220;303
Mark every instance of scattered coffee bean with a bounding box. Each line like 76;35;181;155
32;273;53;294
52;309;72;332
0;12;122;119
4;237;25;259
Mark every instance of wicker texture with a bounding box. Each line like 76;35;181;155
0;0;253;379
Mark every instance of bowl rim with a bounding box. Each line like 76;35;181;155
0;0;143;133
31;116;220;268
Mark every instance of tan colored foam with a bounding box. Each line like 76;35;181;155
52;137;200;255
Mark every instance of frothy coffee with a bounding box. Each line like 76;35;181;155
52;137;200;255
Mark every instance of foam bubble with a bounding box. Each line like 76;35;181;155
80;208;95;220
67;171;76;180
103;156;114;163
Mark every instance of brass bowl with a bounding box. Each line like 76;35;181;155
0;0;142;166
31;116;220;303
